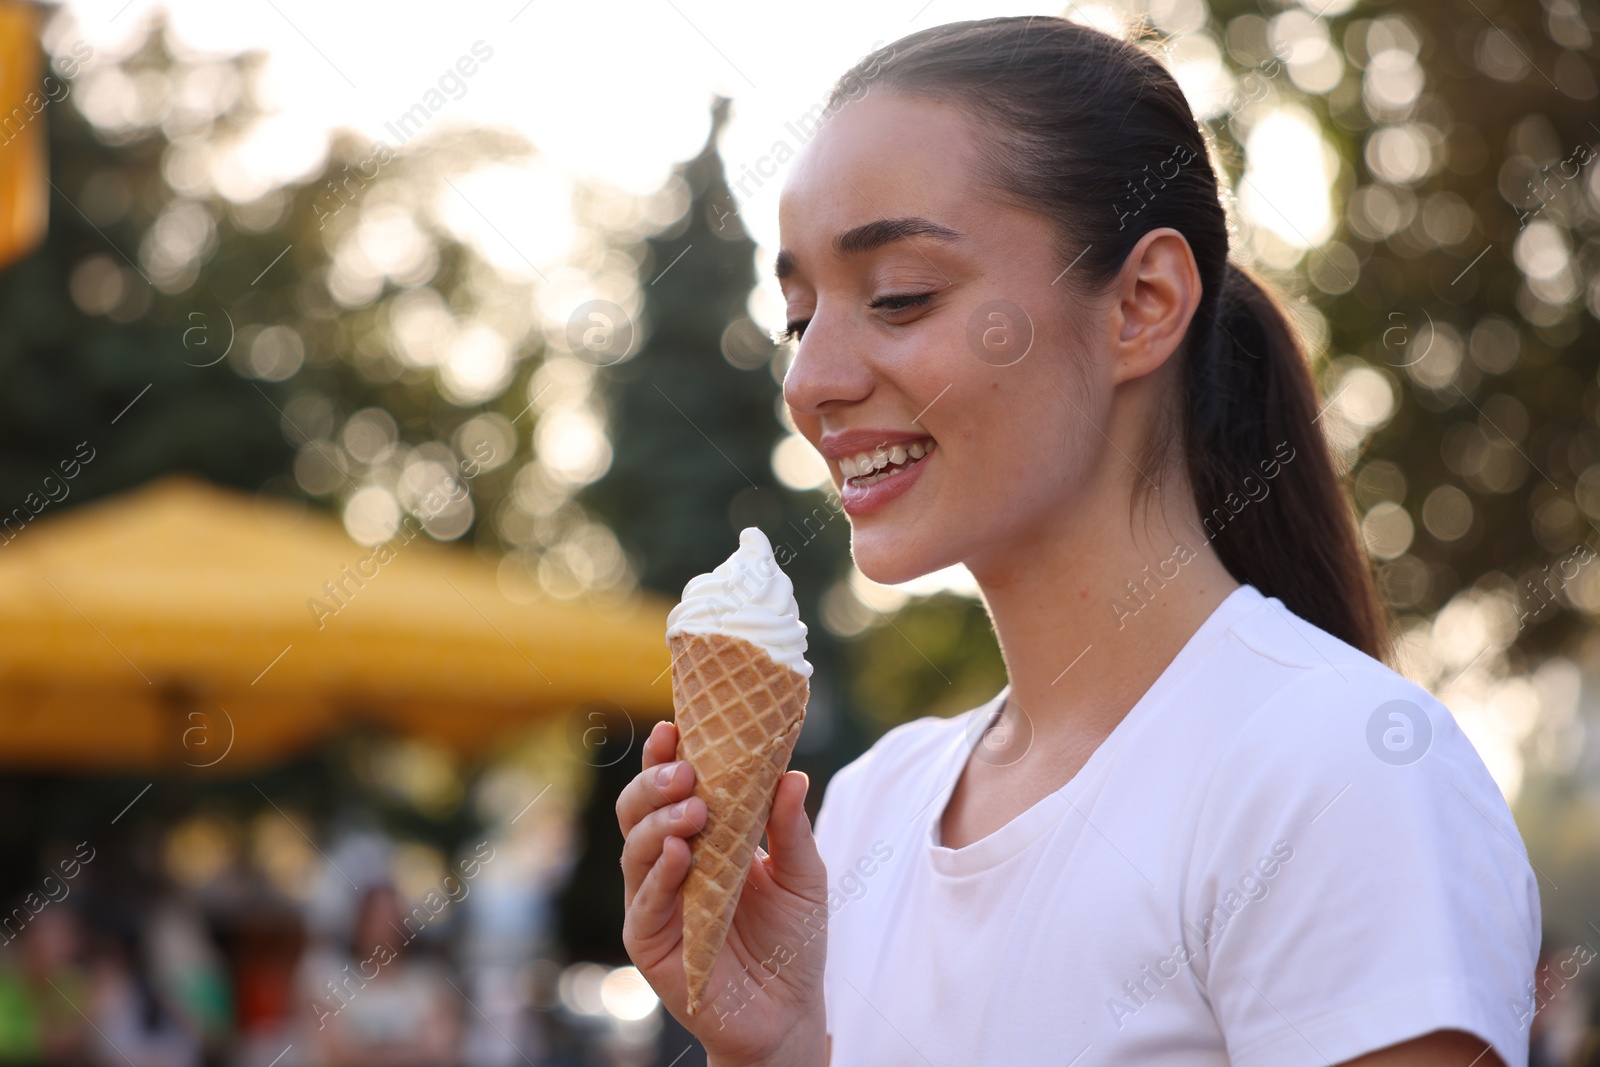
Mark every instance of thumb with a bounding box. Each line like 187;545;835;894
761;770;826;895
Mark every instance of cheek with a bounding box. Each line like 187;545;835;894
964;361;1105;506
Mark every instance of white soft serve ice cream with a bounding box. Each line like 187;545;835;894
665;527;812;678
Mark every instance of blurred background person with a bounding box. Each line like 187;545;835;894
85;928;200;1067
0;909;91;1065
299;886;459;1067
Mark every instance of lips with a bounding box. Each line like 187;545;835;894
817;430;938;516
838;438;935;485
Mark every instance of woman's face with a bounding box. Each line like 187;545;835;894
778;92;1120;586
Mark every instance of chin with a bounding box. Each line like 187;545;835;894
849;524;956;588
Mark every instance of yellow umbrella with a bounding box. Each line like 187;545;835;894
0;1;48;269
0;476;672;773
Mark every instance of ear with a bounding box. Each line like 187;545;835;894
1108;228;1202;386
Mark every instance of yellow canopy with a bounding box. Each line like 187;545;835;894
0;477;672;773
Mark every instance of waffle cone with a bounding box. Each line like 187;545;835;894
668;631;808;1016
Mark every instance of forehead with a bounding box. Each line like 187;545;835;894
777;94;986;256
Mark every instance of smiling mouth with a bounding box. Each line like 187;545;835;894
838;438;936;487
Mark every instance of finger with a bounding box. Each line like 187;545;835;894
622;796;706;909
611;723;688;838
616;757;695;837
625;834;694;949
759;771;826;895
642;719;678;770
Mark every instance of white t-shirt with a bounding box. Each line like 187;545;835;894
814;584;1540;1066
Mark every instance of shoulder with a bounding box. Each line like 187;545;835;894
1186;598;1540;1067
1190;596;1525;865
1208;599;1502;811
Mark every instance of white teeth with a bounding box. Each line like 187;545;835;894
839;439;935;484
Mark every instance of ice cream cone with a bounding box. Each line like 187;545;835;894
662;527;812;1016
670;630;808;1016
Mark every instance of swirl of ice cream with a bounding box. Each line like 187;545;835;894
665;527;811;678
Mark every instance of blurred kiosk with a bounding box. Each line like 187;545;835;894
0;477;672;773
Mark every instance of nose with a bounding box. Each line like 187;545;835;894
781;311;875;417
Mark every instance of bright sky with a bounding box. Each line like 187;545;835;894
60;1;1059;239
58;0;1336;311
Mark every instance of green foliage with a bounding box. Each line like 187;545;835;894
579;99;857;760
582;99;801;594
1;21;557;564
1206;0;1600;663
0;29;291;516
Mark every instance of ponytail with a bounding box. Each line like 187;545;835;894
1187;264;1389;661
832;17;1391;662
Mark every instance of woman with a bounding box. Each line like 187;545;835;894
617;16;1539;1066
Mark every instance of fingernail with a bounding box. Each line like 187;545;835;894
655;762;678;787
669;800;689;819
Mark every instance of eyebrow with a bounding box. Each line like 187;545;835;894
774;216;963;281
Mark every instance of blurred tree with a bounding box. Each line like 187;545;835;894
579;97;869;770
0;13;607;576
566;99;879;965
0;22;290;514
579;100;827;599
1196;0;1600;664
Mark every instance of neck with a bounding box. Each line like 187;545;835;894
968;465;1239;743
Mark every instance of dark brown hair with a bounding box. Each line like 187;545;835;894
827;16;1389;662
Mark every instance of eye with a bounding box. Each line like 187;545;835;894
867;292;936;315
780;291;936;342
